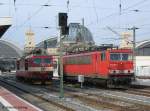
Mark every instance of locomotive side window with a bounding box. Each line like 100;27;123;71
65;55;91;64
65;57;72;64
83;55;91;64
33;58;41;64
101;53;106;61
72;57;76;64
67;57;73;64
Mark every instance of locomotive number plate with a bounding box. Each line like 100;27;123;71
119;70;123;73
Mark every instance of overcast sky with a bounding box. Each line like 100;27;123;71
1;0;150;48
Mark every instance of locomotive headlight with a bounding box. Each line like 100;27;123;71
109;70;119;74
129;70;134;73
109;70;113;74
113;70;116;73
123;70;133;73
123;70;128;73
110;69;133;74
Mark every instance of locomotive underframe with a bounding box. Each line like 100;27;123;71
107;74;134;87
16;71;53;82
64;73;134;88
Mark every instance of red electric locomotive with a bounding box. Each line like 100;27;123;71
16;55;54;84
63;48;134;87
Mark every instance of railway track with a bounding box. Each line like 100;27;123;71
0;77;75;111
0;76;113;111
1;74;150;111
125;88;150;97
44;85;150;111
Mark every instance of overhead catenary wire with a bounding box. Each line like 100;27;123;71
2;0;150;46
87;10;135;26
92;0;98;23
119;0;122;15
13;0;51;30
67;0;70;12
8;0;11;16
122;0;149;11
87;0;149;26
138;31;150;36
5;0;52;45
0;2;116;10
10;25;57;29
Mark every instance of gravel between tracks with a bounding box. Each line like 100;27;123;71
0;76;110;111
1;74;150;111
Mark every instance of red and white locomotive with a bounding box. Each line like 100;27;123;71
16;55;54;84
63;48;134;87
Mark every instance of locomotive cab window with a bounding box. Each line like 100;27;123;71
110;53;132;61
110;53;121;61
122;54;132;60
43;58;51;64
33;58;41;64
101;52;106;61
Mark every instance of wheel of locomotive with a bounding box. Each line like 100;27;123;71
63;73;68;82
106;79;114;88
41;81;46;85
16;76;21;81
28;79;34;84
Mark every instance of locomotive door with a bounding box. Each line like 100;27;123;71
25;59;28;71
98;52;108;77
17;61;20;70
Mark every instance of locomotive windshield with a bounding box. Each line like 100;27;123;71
33;58;51;64
43;58;51;64
110;53;132;61
33;58;42;64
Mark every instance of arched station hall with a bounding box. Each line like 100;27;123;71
136;40;150;80
0;17;22;72
0;40;22;72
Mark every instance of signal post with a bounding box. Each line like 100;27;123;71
58;13;68;98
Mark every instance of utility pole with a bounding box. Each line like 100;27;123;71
128;26;139;78
82;18;85;42
119;0;122;15
82;18;84;26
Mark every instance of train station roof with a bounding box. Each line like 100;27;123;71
0;40;22;59
136;40;150;56
0;17;12;38
0;17;22;59
136;40;150;49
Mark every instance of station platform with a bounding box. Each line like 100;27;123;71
0;86;43;111
132;78;150;86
